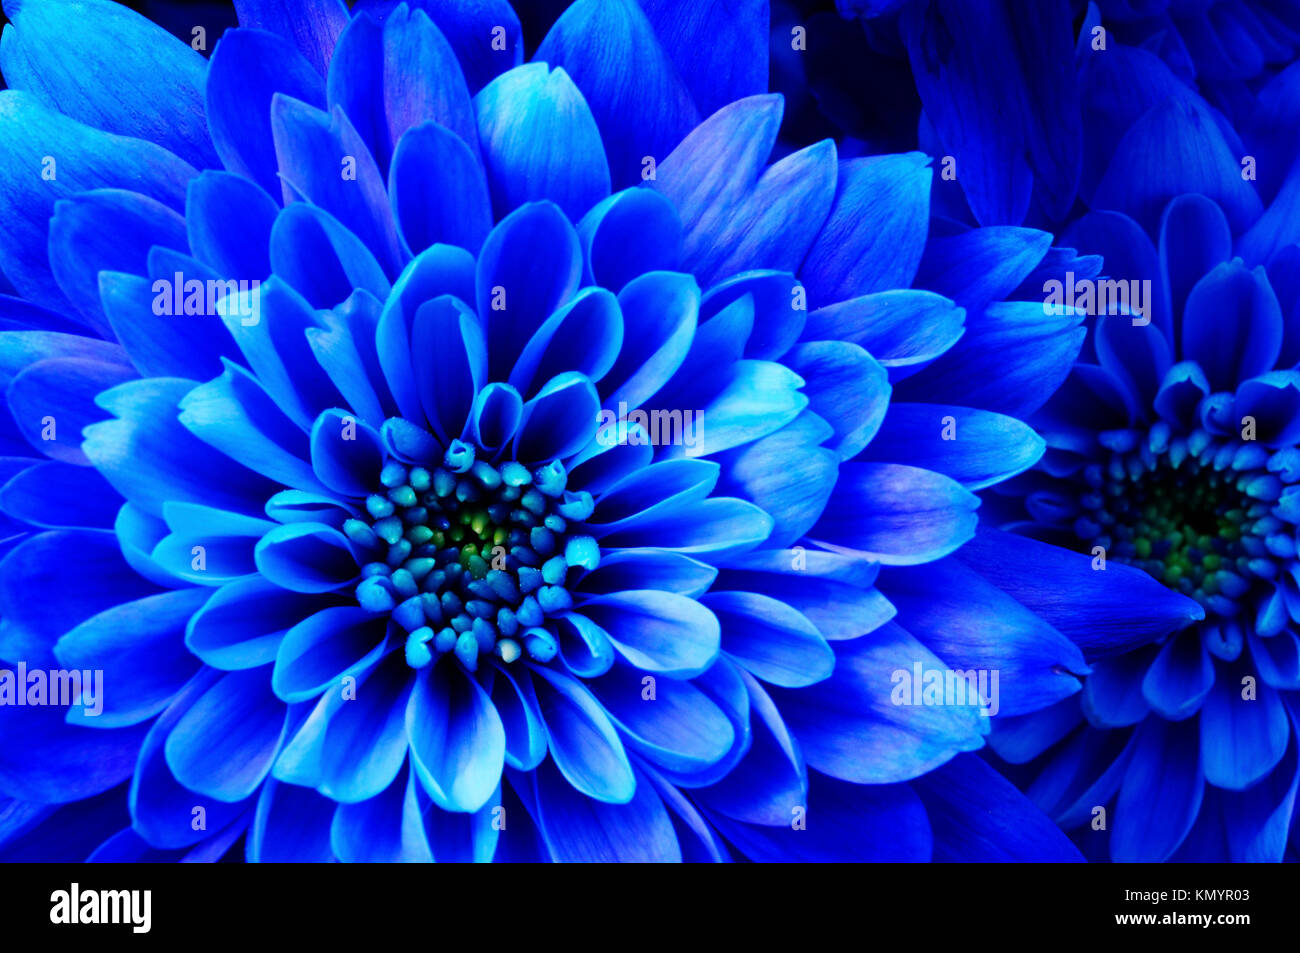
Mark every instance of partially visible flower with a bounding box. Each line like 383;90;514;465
989;50;1300;861
0;0;1196;863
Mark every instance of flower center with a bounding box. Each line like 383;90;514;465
342;439;598;670
1073;427;1294;617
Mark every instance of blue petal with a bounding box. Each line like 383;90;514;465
407;656;505;813
474;63;610;221
186;171;277;282
0;704;147;804
705;590;832;688
594;496;772;558
310;408;384;498
231;0;348;76
648;94;782;277
412;295;485;444
1094;96;1263;234
661;656;756;792
912;754;1084;861
1239;156;1300;266
711;413;838;547
1141;628;1216;720
1200;660;1290;789
164;667;286;802
206;28;326;197
186;577;332;671
669;359;808;459
327;5;477;174
484;661;547;771
128;667;251;848
692;140;837;288
801;153;932;307
529;663;635;803
810;462;978;566
880;557;1087;717
1095;312;1172;412
330;764;432;862
784;341;888;459
770;621;986;783
269;202;391;308
600;270;698;411
859;403;1044;491
1153;360;1211;431
509;287;622;398
712;554;893;641
699;271;802;361
177;362;322;494
98;271;235;382
579;589;720;678
636;0;767;118
1224;738;1300;862
48;189;187;334
586;662;734;774
706;771;930;862
532;757;678;861
802;289;965;374
1182;259;1283;392
0;791;128;862
390;121;492;257
577;549;717;599
515;371;600;462
407;0;522;94
0;0;216;168
913;225;1051;316
7;353;136;465
377;243;476;423
477;201;582;381
576;188;683;293
0;529;158;666
0;91;195;311
255;523;359;595
54;588;206;728
901;0;1079;224
270;606;387;704
535;0;698;189
292;652;412;803
246;778;336;862
218;277;347;429
1112;716;1204;861
468;382;523;453
270;95;403;275
895;302;1084;418
1062;208;1166;337
953;527;1205;659
307;290;396;429
0;460;118;529
1158;194;1231;339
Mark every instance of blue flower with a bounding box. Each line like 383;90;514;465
988;44;1300;861
0;0;1194;863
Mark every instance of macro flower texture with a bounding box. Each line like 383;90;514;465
797;0;1300;861
0;0;1203;864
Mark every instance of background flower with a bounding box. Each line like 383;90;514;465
940;8;1300;862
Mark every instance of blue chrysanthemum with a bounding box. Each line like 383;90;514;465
984;42;1300;861
0;0;1201;863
